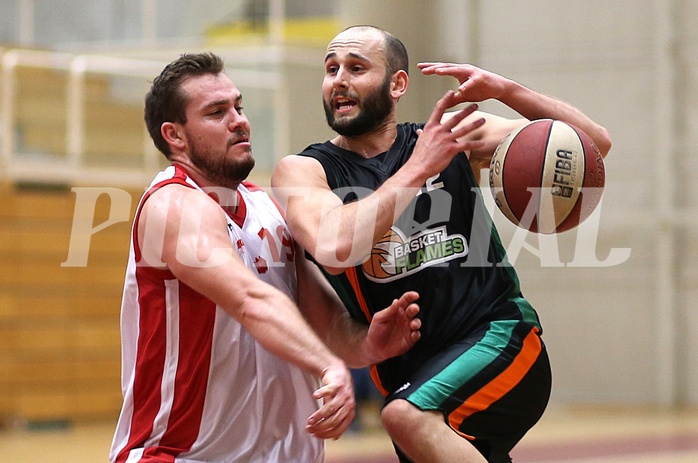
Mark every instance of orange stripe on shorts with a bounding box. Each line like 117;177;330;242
448;327;542;432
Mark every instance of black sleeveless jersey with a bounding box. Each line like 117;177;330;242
299;122;542;390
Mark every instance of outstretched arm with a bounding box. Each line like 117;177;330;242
419;62;612;162
138;184;354;439
295;247;421;368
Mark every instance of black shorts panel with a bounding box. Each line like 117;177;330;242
385;320;552;463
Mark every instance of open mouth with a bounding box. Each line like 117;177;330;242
334;97;357;113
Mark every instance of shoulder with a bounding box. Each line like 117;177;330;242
272;154;327;189
136;183;228;269
298;141;334;157
240;180;266;193
237;182;286;218
144;182;224;227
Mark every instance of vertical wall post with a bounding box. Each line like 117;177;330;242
654;0;678;406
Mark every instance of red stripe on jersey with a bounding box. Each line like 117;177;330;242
226;190;247;228
115;266;169;463
240;180;264;192
117;277;217;462
156;284;216;455
117;165;218;462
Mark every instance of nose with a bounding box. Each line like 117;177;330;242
227;109;249;131
332;67;349;88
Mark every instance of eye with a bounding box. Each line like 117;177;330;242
235;106;244;114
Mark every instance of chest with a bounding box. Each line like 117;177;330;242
224;195;297;296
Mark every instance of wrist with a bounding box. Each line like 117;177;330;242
360;338;383;366
388;162;431;192
320;356;347;377
498;77;523;104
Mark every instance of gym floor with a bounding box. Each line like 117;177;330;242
1;404;697;462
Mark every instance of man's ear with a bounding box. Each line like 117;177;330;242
161;122;185;152
390;70;409;99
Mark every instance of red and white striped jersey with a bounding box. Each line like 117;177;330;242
110;165;323;463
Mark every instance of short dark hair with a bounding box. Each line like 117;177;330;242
144;52;225;157
343;25;409;76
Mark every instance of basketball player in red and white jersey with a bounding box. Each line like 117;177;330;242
110;52;421;463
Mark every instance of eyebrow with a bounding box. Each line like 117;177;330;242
324;51;369;63
202;94;242;111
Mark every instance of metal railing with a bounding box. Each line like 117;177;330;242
0;48;285;187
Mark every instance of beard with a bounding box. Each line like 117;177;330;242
189;132;255;186
323;74;393;137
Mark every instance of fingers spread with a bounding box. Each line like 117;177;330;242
452;115;486;141
443;103;479;131
428;90;474;127
427;90;455;124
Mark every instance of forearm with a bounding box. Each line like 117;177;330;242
322;312;378;368
295;252;375;367
423;62;612;158
169;242;343;378
500;80;612;156
297;256;422;371
309;166;426;270
236;288;346;377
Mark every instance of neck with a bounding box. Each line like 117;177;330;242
332;123;397;159
171;160;241;191
171;161;241;212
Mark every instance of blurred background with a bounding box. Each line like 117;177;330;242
0;0;697;462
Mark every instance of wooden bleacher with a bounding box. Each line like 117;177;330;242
0;182;139;424
0;53;149;426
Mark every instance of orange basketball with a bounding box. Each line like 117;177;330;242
488;119;605;234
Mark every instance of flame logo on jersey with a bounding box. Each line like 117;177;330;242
362;226;468;282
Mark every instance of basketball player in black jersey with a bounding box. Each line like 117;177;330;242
272;25;611;463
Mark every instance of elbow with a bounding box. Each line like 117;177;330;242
310;239;361;275
321;264;350;276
